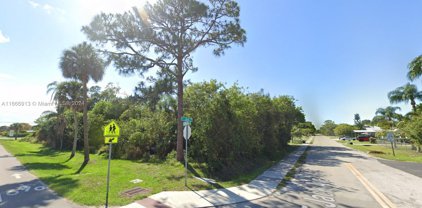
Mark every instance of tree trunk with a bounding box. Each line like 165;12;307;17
176;56;184;161
411;99;417;112
82;81;90;163
70;109;78;159
60;134;63;150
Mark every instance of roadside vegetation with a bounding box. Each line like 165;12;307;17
0;0;313;178
319;54;422;159
0;139;300;205
0;1;318;205
338;140;422;163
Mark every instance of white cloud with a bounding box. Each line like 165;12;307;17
28;0;40;8
28;0;65;16
0;30;10;43
42;4;54;14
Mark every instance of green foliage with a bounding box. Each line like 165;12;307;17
185;81;305;178
34;80;306;179
375;106;402;122
292;122;316;138
334;124;356;137
354;113;364;129
371;115;391;130
408;55;422;81
362;119;371;126
319;120;337;136
388;83;422;112
82;0;247;161
400;113;422;152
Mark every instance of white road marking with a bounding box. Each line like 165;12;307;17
6;189;19;196
34;186;46;191
17;185;31;192
12;173;22;179
0;193;2;203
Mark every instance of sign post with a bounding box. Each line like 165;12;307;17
181;117;192;187
387;132;395;157
103;121;120;208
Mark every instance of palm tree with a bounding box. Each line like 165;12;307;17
388;83;422;112
10;123;22;140
375;106;401;128
408;55;422;81
47;81;83;156
60;42;105;165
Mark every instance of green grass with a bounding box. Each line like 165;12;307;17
0;136;12;139
0;140;298;206
337;140;422;163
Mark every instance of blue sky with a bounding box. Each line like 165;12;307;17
1;0;422;127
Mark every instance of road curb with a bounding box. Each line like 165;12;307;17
221;144;311;207
128;143;311;208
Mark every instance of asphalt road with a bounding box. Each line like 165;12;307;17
0;142;80;208
377;159;422;178
221;136;422;208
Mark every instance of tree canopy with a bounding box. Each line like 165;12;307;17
82;0;247;161
388;83;422;112
319;120;337;136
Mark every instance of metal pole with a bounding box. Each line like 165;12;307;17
390;141;395;156
185;126;188;187
105;143;112;208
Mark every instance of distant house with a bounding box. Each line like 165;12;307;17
353;126;382;137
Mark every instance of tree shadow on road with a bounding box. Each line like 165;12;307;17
304;146;368;167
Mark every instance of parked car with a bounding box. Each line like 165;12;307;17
339;136;355;141
356;135;370;141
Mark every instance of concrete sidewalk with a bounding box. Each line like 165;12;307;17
123;144;309;208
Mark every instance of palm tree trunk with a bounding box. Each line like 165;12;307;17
70;109;78;159
82;80;90;163
411;98;417;112
176;57;184;162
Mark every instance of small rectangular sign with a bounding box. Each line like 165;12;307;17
105;137;118;144
181;116;193;122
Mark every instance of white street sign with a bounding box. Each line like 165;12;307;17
183;125;191;140
12;173;22;179
386;133;394;142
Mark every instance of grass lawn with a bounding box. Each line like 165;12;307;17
0;140;297;206
0;136;13;140
337;140;422;163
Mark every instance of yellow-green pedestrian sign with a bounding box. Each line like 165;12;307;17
104;121;120;137
104;121;120;144
103;121;120;206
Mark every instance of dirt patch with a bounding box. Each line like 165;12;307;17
368;151;385;154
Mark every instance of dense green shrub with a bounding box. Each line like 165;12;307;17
185;81;305;178
34;80;308;178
